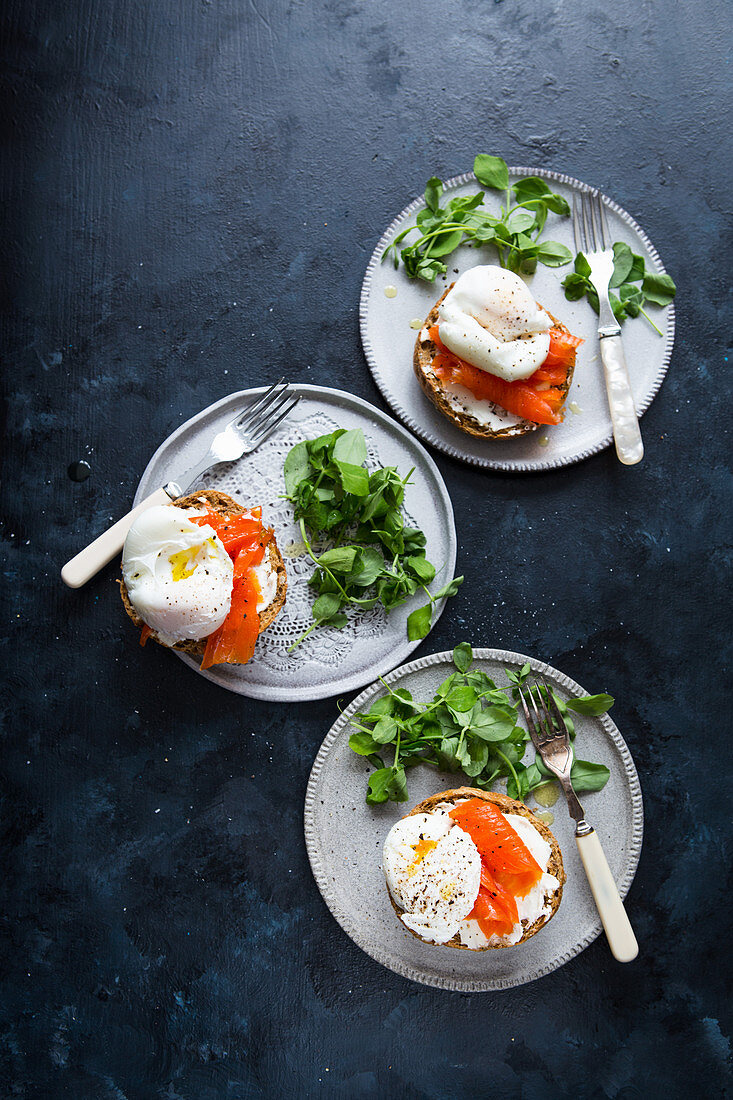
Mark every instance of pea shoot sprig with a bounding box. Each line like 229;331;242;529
349;643;613;806
562;241;676;334
283;428;463;649
383;154;573;281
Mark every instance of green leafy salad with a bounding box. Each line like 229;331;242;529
283;428;462;648
384;154;573;280
348;643;613;807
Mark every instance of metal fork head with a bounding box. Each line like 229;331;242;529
212;380;300;462
517;679;572;778
518;678;587;827
173;380;301;494
572;188;611;257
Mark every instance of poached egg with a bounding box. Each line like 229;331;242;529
437;266;552;382
382;810;481;944
122;505;233;646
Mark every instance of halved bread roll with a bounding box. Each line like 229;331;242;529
384;787;565;950
414;285;578;440
119;488;286;659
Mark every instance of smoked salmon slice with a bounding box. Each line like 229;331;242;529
450;799;543;902
190;505;274;669
468;863;519;940
429;323;581;426
200;532;271;669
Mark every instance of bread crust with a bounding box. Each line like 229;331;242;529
118;488;287;660
388;786;566;951
413;284;576;440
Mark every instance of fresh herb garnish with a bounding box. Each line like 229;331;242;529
562;241;676;334
383;153;573;282
349;643;612;806
283;428;463;648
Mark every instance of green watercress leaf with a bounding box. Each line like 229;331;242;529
372;715;399;744
316;546;358;573
332;428;367;467
366;768;395;804
642;272;676;306
473;154;509;190
566;693;615;715
569;759;610;792
432;575;464;601
283;440;310;496
452;642;473;673
424;176;443;213
349;732;380;756
406;604;432;641
312;592;342;622
535;240;573;267
337;462;370;496
512;176;550;200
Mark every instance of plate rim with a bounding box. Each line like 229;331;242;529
133;384;458;701
304;646;644;991
360;165;676;472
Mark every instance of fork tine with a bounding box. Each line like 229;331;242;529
246;386;292;434
517;685;541;749
582;190;596;252
596;192;610;252
247;395;300;448
235;379;286;428
590;190;605;253
572;194;583;254
519;682;553;745
541;677;568;736
531;682;554;740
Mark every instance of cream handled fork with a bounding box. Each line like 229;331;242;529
574;190;644;466
518;679;639;963
61;380;300;589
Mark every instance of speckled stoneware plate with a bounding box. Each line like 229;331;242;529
305;648;643;991
360;167;675;471
133;386;457;701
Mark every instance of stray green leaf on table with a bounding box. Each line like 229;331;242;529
349;643;612;806
283;428;463;648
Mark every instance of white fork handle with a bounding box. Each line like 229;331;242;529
576;829;639;962
600;333;644;465
61;486;173;589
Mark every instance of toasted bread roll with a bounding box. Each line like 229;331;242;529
386;787;565;950
413;286;577;440
119;488;286;656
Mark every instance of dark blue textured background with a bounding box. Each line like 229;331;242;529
2;1;731;1096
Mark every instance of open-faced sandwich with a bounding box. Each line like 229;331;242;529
383;787;565;950
414;265;582;438
119;489;286;669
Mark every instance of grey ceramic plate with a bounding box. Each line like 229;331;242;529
133;385;457;701
360;167;675;471
305;648;643;991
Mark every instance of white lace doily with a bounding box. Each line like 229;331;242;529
133;386;457;700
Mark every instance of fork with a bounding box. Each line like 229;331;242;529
518;678;639;962
573;189;644;465
167;380;300;496
61;380;300;588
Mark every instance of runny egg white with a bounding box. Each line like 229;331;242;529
382;811;481;944
437;265;552;382
122;505;234;646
